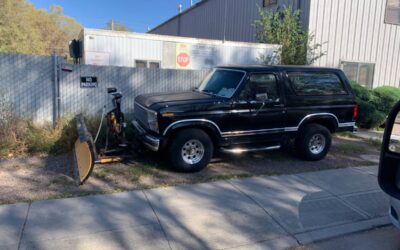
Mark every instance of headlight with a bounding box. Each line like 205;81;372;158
147;110;159;133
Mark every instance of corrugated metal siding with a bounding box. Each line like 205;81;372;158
150;0;310;43
309;0;400;87
82;29;279;69
84;33;164;67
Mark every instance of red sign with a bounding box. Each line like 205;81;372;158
177;53;191;67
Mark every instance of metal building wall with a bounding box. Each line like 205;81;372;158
150;0;310;43
82;29;279;69
309;0;400;87
83;30;164;67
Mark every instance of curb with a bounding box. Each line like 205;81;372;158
294;216;390;245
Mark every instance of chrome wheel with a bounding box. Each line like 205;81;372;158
308;134;326;155
181;139;205;165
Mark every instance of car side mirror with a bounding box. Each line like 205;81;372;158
379;101;400;200
256;93;268;102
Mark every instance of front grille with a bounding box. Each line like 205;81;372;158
134;101;148;128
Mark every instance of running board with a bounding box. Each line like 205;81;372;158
220;145;281;154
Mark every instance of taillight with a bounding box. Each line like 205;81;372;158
353;104;358;119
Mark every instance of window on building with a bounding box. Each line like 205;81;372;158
288;72;347;96
342;61;375;89
135;60;147;68
149;62;160;69
386;0;400;25
263;0;278;8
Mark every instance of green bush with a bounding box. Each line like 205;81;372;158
355;99;386;129
350;82;386;129
372;86;400;115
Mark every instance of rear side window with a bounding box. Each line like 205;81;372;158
288;72;347;96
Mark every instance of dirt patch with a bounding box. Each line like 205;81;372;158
0;134;379;205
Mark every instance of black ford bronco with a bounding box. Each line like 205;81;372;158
132;66;357;172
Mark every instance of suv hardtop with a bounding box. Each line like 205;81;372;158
132;65;357;172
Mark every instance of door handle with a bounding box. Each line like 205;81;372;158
273;104;285;108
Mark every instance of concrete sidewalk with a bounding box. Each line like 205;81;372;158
1;166;389;250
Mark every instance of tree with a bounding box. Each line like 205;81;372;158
49;5;82;44
255;6;325;65
0;0;81;56
104;20;130;32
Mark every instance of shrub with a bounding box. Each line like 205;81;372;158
350;82;386;129
0;115;104;158
24;117;77;155
356;99;386;129
0;92;26;156
372;86;400;115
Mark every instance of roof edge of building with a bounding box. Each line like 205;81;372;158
82;28;280;49
148;0;209;33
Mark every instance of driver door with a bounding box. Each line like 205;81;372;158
226;72;286;144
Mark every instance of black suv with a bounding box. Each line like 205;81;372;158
132;66;357;172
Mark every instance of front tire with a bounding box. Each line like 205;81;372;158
295;124;331;161
168;129;213;172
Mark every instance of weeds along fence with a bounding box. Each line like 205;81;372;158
0;53;210;124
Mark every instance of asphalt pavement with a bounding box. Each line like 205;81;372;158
0;165;391;250
301;226;400;250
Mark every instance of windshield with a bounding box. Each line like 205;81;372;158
198;69;246;98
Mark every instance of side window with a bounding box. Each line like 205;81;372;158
149;62;160;69
263;0;278;7
135;60;147;68
240;74;279;101
385;0;400;25
288;72;347;96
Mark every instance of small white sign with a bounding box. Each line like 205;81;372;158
86;52;110;66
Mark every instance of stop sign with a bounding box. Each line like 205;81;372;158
177;53;191;67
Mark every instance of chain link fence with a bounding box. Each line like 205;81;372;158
0;53;210;123
0;54;55;123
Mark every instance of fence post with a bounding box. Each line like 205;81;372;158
52;54;60;127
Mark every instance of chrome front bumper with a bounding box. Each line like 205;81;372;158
132;120;160;151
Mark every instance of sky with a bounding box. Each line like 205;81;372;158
29;0;202;33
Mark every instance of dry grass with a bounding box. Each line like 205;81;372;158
0;113;106;159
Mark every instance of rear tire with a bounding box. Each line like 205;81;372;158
295;124;331;161
168;129;213;172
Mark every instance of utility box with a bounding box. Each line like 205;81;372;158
78;28;279;70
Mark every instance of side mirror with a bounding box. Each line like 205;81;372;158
379;101;400;200
256;93;268;102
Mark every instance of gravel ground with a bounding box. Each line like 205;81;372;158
0;134;380;205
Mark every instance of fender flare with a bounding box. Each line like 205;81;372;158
297;113;339;131
162;119;222;138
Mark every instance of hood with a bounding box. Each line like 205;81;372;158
135;91;215;108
